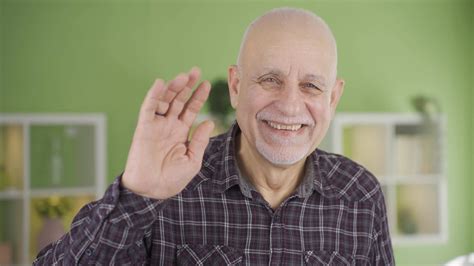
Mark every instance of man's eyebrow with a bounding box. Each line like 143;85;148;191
257;68;285;77
302;74;327;87
256;69;327;87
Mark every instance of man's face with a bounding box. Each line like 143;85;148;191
229;24;344;166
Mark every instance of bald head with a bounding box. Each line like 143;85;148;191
227;8;345;167
237;7;338;83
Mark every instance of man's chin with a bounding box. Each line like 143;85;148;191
256;142;309;167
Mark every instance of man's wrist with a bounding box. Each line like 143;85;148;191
103;175;169;229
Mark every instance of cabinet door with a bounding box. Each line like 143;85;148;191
342;124;389;179
29;125;96;189
29;195;95;261
0;199;24;265
333;115;446;242
0;124;24;191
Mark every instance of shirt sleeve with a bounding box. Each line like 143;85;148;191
33;175;169;265
370;187;395;265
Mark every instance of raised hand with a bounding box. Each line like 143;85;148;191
122;67;214;200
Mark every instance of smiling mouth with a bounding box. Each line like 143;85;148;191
264;120;304;131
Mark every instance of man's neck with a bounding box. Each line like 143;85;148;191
236;133;306;209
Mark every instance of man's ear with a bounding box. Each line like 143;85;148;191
330;78;345;117
227;65;240;109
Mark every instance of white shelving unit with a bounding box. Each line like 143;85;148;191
320;113;447;245
0;113;107;264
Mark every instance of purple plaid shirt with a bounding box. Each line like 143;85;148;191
34;123;394;265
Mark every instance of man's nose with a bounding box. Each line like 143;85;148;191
275;84;304;115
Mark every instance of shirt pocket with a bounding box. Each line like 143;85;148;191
304;250;368;266
176;244;243;265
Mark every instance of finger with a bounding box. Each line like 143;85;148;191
186;66;201;89
187;120;215;162
179;80;211;127
166;85;192;118
163;73;189;103
140;79;165;122
155;101;169;115
155;73;190;115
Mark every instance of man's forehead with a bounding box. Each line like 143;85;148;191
249;42;333;61
249;8;329;35
248;25;332;50
245;9;334;47
242;22;336;68
237;8;337;74
245;45;333;76
253;66;327;83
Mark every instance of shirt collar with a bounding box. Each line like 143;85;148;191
210;122;333;199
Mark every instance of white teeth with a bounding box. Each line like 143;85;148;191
267;121;302;131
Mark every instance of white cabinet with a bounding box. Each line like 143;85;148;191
321;113;447;244
0;114;106;264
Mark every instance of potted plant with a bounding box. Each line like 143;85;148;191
208;79;235;131
34;196;72;250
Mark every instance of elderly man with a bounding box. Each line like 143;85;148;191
35;7;394;265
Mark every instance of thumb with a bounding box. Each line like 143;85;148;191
187;120;215;162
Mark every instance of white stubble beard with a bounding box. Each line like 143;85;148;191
256;137;311;165
255;109;315;166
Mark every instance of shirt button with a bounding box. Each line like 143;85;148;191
85;248;93;256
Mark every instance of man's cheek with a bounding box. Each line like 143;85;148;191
308;102;328;120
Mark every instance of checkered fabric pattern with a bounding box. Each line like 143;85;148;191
34;123;394;265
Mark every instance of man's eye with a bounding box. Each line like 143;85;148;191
303;83;322;92
263;77;278;83
304;83;318;89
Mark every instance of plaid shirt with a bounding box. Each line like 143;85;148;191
34;123;394;265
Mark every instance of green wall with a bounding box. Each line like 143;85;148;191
1;0;473;264
470;1;474;254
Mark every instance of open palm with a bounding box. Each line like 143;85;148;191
122;68;214;199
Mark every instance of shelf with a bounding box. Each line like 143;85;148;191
30;187;97;197
0;124;24;191
378;175;442;185
342;124;389;178
396;183;439;235
0;199;24;264
330;113;446;244
0;189;24;200
29;125;97;189
0;113;107;264
29;195;95;260
394;124;441;176
392;234;448;245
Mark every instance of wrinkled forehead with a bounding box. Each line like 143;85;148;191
238;11;337;77
240;25;337;81
240;11;336;58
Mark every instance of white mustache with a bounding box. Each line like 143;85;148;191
256;110;314;126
